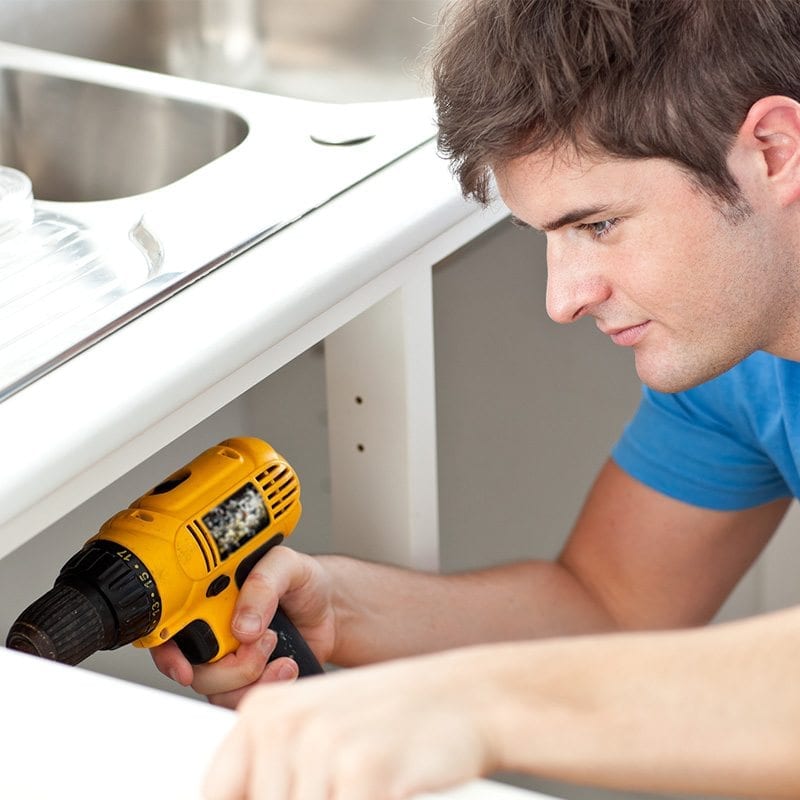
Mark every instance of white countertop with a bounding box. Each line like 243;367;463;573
0;648;556;799
0;130;506;559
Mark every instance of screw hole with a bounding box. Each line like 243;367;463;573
355;396;363;404
357;444;365;452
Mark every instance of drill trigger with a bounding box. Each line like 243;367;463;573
172;619;220;664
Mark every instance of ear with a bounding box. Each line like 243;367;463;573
735;96;800;206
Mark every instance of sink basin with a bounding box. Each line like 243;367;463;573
0;68;248;202
0;0;444;103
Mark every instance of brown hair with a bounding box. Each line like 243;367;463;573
432;0;800;206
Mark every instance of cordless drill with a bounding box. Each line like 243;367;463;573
5;438;322;676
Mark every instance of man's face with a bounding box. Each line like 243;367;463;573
494;150;799;393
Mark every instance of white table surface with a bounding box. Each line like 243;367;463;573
0;648;557;799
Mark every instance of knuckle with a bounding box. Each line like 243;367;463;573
243;564;274;587
241;568;277;600
207;691;241;710
240;657;268;685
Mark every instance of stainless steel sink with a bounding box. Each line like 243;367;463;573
0;2;442;402
0;0;442;103
0;67;248;202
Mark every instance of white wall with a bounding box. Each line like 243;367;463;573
1;219;797;799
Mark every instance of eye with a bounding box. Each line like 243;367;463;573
576;218;620;240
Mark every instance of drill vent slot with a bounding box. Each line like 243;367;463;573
255;464;299;520
186;520;219;573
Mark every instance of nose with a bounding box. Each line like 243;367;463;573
545;240;611;324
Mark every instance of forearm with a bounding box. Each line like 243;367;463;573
205;605;800;799
317;554;617;666
480;605;800;796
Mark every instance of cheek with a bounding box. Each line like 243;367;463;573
627;216;730;310
609;238;689;311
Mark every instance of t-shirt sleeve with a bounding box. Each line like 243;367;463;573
611;385;791;511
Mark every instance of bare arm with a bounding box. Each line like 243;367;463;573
318;552;616;667
204;604;800;799
324;458;789;663
560;459;790;629
486;605;800;796
153;459;789;700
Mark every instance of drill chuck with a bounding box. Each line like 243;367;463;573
6;541;160;665
7;583;113;665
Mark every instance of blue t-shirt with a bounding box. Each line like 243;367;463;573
612;351;799;511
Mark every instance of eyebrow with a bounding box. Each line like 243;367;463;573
512;204;613;233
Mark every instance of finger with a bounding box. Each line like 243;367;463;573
331;740;392;800
150;639;194;686
263;655;300;683
253;746;290;800
249;719;290;800
289;720;332;800
232;546;310;643
208;687;249;710
203;720;250;800
208;657;299;709
191;635;273;696
229;686;295;800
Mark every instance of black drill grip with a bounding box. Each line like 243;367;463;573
235;537;323;676
173;608;323;675
268;606;324;676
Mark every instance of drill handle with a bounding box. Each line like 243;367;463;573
268;606;324;677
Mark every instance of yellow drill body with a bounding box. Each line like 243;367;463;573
7;437;322;672
92;437;301;661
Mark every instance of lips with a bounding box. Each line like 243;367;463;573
600;321;651;346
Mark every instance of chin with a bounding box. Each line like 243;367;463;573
637;372;698;394
634;351;740;394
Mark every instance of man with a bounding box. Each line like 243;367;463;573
155;1;800;797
